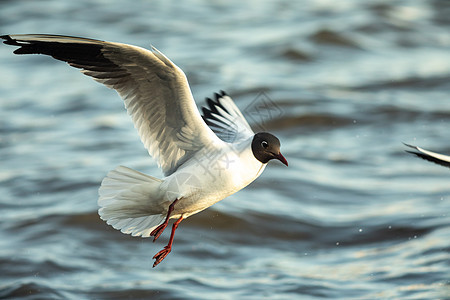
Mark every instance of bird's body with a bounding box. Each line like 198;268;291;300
2;34;287;267
132;136;266;220
166;138;267;216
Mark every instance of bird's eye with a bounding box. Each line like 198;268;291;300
261;141;268;149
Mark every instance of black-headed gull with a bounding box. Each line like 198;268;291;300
404;143;450;169
2;34;288;267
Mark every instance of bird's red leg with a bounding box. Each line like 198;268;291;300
150;198;178;242
152;216;183;268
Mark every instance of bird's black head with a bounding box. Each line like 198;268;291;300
251;132;288;166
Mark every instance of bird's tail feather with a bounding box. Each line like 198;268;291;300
98;166;165;237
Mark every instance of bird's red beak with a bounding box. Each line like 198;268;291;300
277;152;288;166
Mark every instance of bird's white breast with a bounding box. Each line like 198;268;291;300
162;137;265;217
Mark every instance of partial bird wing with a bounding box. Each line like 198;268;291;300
404;143;450;169
201;91;254;143
1;34;223;176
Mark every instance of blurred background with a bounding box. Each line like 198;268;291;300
0;0;449;299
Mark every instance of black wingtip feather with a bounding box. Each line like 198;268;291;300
1;35;28;53
201;91;236;129
206;98;220;114
1;35;122;73
1;35;15;45
405;149;450;169
207;92;230;114
201;107;228;127
201;106;214;118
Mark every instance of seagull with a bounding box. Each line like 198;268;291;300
404;143;450;169
1;34;288;267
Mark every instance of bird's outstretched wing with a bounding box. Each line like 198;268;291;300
1;34;223;176
404;143;450;169
201;91;254;144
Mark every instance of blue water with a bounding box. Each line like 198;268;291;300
1;1;449;299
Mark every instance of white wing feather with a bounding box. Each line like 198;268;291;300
2;34;224;176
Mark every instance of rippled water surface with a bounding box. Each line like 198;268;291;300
1;1;449;299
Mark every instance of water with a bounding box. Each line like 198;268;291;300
1;0;449;299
